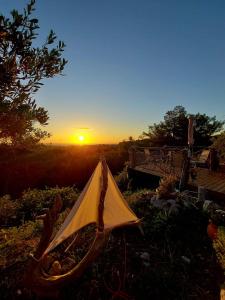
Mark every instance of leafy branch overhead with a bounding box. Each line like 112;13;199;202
0;0;67;146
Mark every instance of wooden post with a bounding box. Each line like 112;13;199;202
198;186;206;202
209;148;219;171
129;147;136;168
179;149;190;191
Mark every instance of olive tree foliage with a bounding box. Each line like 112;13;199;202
143;106;224;147
0;0;67;147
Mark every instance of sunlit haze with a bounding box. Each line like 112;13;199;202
1;0;225;144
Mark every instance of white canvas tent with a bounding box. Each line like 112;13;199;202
44;160;140;255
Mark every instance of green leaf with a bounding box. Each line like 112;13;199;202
0;0;67;146
30;18;38;23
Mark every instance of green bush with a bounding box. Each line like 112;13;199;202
213;226;225;272
18;186;79;220
0;188;220;300
125;189;154;206
115;167;129;191
0;195;19;226
0;220;42;268
212;132;225;161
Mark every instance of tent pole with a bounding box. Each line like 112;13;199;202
98;158;108;232
64;233;79;253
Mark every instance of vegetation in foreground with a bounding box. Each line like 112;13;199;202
0;178;224;300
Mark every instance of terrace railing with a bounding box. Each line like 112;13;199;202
128;146;189;179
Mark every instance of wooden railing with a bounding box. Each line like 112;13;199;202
128;146;188;178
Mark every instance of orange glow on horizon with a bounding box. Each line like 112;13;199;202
45;124;139;145
70;134;88;144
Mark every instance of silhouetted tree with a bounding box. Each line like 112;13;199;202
0;0;67;147
212;132;225;161
143;105;224;147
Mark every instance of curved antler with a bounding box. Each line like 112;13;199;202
24;164;110;296
23;195;63;290
29;230;110;293
36;194;63;259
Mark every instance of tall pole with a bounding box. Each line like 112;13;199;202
188;115;195;158
179;116;195;191
98;158;108;232
179;149;190;191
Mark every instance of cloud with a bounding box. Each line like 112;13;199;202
75;127;93;131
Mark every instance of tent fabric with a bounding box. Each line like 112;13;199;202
103;167;139;228
44;161;139;255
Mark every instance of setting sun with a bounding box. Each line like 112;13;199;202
69;128;92;145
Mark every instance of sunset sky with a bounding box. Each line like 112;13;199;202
1;0;225;144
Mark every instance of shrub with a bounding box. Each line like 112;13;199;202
0;187;220;300
0;220;42;268
212;132;225;161
156;175;177;199
125;189;154;206
115;167;129;191
213;226;225;272
0;195;19;226
18;186;79;220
